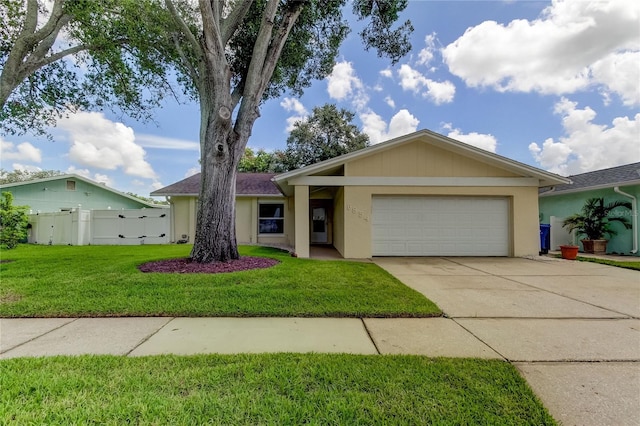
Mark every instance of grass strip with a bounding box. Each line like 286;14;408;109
0;245;440;318
574;256;640;271
0;354;555;425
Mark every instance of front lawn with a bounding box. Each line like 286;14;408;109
0;245;440;318
0;354;555;425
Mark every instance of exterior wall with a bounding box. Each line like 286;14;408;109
539;185;639;256
169;196;197;242
340;186;539;259
346;141;519;178
3;178;152;212
169;195;292;247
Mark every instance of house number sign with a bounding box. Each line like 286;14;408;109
346;204;370;222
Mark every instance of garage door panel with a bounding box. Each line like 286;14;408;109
372;196;509;256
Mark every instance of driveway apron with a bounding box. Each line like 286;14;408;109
373;256;640;426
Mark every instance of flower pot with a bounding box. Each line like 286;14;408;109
560;245;579;260
581;239;607;254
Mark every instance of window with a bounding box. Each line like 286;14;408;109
259;203;284;234
66;180;76;191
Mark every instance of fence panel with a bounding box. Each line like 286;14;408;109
91;209;170;245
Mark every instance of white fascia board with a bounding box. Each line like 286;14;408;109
539;180;640;197
287;176;541;187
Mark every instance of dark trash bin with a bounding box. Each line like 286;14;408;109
539;224;551;254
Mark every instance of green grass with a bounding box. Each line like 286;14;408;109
0;245;440;318
575;256;640;271
0;354;555;425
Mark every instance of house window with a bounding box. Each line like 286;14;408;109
259;203;284;234
66;180;76;191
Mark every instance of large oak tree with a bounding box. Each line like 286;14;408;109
1;0;412;263
161;0;412;263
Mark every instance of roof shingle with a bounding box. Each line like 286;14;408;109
151;173;282;196
540;162;640;194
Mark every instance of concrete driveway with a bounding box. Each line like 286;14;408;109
373;256;640;426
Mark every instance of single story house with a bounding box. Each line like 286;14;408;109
0;173;163;213
539;162;639;256
153;129;569;259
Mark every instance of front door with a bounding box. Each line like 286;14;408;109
311;207;327;243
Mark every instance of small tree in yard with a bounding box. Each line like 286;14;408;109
0;191;29;249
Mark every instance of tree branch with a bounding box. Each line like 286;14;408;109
241;0;279;97
165;0;203;60
172;33;200;89
29;0;66;47
21;43;87;77
260;3;304;93
221;0;254;45
21;0;39;36
198;0;224;59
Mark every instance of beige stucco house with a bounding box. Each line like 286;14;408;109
153;129;569;259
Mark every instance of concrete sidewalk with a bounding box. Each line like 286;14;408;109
1;316;499;358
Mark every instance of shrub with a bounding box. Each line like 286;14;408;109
0;191;29;249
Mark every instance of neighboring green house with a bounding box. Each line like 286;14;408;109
539;163;639;256
0;174;161;213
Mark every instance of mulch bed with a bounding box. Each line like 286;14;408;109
138;257;279;274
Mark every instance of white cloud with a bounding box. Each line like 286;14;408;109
380;68;393;79
384;96;396;109
442;0;640;105
443;124;498;153
57;112;157;179
11;163;42;172
66;166;112;186
136;134;199;150
326;61;369;111
417;33;437;66
360;109;419;144
529;98;640;175
397;64;455;105
184;166;200;178
0;138;42;163
280;97;309;132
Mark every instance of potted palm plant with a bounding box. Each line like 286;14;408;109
562;197;632;254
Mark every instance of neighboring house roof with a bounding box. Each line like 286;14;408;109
539;162;640;196
0;173;164;208
151;172;282;197
273;129;570;194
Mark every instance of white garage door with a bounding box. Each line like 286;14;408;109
372;196;510;256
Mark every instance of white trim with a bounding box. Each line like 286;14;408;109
539;181;640;197
287;176;540;187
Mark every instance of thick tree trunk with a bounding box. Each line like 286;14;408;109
190;100;245;263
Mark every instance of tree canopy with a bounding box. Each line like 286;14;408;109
282;104;369;170
0;168;63;184
1;0;173;136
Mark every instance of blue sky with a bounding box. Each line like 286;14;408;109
1;0;639;198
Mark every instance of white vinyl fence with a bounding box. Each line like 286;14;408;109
549;216;575;249
28;209;170;246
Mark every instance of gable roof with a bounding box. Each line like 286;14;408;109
540;162;640;196
273;129;570;193
151;172;282;197
0;174;163;208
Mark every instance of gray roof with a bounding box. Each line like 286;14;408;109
151;172;282;197
540;162;640;195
